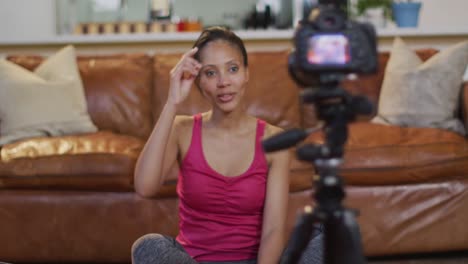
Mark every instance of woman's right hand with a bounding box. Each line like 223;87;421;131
168;47;202;106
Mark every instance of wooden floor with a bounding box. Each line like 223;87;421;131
12;251;468;264
369;258;468;264
367;251;468;264
369;259;468;264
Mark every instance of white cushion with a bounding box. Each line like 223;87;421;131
0;45;97;146
372;38;468;135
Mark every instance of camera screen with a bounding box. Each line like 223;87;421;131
307;34;351;65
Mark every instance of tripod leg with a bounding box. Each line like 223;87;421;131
280;206;322;264
324;209;366;264
297;227;323;264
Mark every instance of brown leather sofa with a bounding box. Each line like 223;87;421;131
1;49;467;263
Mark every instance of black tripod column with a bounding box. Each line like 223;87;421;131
313;157;367;264
324;208;367;264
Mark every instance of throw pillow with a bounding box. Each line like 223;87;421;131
0;45;97;146
372;38;468;135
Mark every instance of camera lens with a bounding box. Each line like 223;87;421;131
324;17;336;27
317;10;344;31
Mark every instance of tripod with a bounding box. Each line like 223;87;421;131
277;74;373;264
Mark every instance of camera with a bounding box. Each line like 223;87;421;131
289;3;378;86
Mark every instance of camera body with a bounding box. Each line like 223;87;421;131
289;4;378;85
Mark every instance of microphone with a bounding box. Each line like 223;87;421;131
296;144;329;161
262;125;323;153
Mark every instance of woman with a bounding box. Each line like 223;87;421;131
132;26;290;264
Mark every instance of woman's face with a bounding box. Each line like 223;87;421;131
197;40;249;113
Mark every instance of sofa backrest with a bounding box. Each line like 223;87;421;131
9;48;465;139
7;54;154;139
152;49;444;130
152;50;304;129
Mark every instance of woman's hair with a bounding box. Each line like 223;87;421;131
192;26;248;67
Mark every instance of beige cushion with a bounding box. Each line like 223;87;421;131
0;45;97;145
372;38;468;135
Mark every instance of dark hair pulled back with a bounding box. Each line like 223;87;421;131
192;26;248;67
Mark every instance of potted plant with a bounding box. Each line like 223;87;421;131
355;0;393;28
391;0;422;28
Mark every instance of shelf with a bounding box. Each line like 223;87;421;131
1;28;467;46
0;30;294;46
376;27;468;37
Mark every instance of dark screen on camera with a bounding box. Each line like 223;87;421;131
307;34;351;65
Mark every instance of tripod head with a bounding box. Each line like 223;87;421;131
262;73;373;164
297;75;373;215
297;74;373;161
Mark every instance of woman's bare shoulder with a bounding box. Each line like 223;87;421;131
174;115;194;128
262;121;290;165
173;115;196;139
175;111;212;125
263;122;285;139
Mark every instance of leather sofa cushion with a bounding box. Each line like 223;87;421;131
153;51;302;129
300;122;468;185
0;154;134;191
1;131;142;161
0;131;144;190
7;54;154;139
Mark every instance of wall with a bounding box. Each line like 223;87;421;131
0;0;56;41
418;0;467;31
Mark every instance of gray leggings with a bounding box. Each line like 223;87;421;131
131;234;256;264
131;232;323;264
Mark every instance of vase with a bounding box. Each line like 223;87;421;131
392;2;422;28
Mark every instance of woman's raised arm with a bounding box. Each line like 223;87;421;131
134;48;201;197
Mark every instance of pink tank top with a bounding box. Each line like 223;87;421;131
176;113;269;262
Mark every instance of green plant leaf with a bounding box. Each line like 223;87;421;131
356;0;394;20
